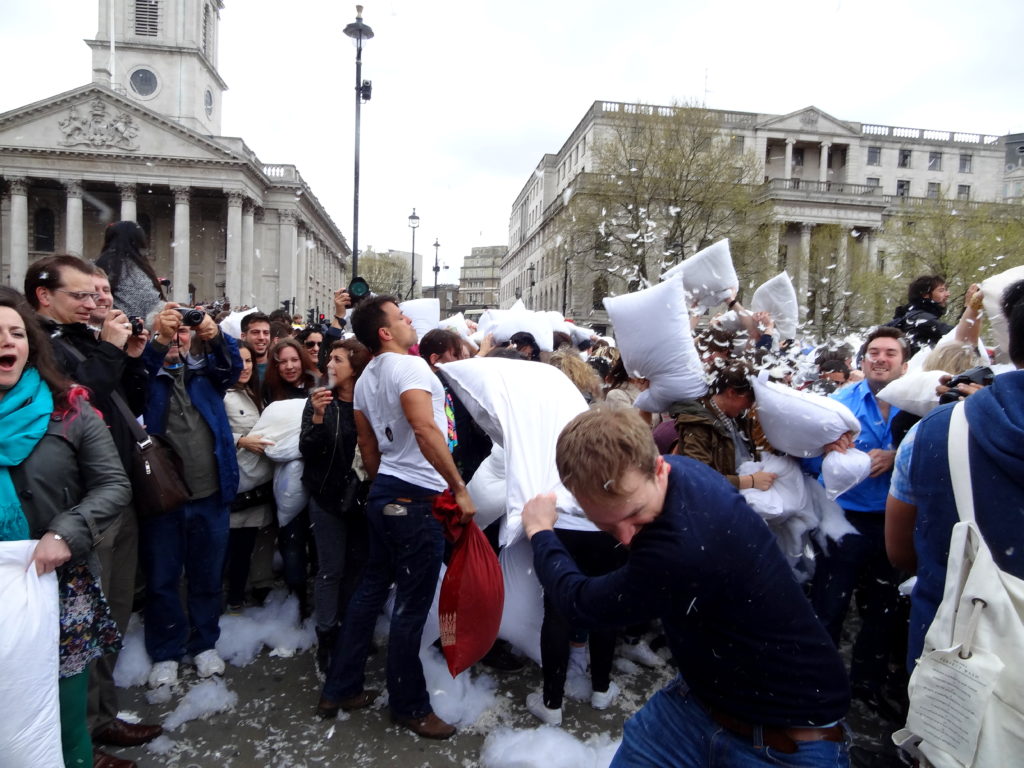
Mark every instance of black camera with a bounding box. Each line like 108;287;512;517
347;276;371;306
129;316;145;336
174;307;206;327
938;365;994;404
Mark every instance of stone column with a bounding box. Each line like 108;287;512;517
295;225;309;313
865;228;880;272
64;180;84;257
171;186;191;303
8;178;29;290
819;142;831;184
241;199;255;308
278;211;297;312
118;183;137;222
784;139;795;182
225;191;243;308
767;223;781;272
797;222;813;313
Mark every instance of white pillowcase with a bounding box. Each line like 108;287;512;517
877;368;950;417
399;298;440;343
751;370;860;458
750;272;799;339
603;275;708;413
477;308;555;352
981;264;1024;363
821;449;872;500
660;239;738;311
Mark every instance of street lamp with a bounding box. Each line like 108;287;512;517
432;238;441;296
527;263;536;309
343;5;374;279
408;208;420;298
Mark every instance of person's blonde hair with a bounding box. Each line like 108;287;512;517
556;407;658;500
549;349;603;402
924;342;984;374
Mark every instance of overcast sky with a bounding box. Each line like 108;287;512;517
2;0;1022;287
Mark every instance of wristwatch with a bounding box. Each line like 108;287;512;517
51;533;64;542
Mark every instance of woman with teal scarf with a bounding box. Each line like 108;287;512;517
0;287;131;768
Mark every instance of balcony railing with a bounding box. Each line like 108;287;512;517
759;178;885;198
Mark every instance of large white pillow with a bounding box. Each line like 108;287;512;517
219;307;258;341
399;298;440;343
981;264;1024;363
254;399;306;462
603;275;707;413
438;357;590;544
751;370;860;458
877;368;950;417
821;449;872;500
660;239;738;311
750;272;799;339
477;308;555;352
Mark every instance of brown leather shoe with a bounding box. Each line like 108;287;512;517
93;749;137;768
315;688;380;719
392;712;456;740
93;718;164;747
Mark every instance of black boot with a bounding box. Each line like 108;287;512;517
315;626;338;678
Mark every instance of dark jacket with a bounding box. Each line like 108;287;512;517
668;397;757;488
40;316;148;471
10;405;131;564
888;298;954;352
141;332;242;504
299;397;357;514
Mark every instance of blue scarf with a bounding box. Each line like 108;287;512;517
0;367;54;541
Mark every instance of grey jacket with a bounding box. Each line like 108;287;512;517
9;405;131;564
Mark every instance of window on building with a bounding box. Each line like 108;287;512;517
866;177;881;187
898;149;912;168
927;182;941;199
957;184;971;200
135;0;159;36
730;135;744;154
959;154;973;173
627;158;644;173
867;146;882;166
33;208;55;252
777;244;787;273
928;151;942;171
592;275;608;310
877;249;887;272
792;147;804;167
896;179;911;197
138;213;153;242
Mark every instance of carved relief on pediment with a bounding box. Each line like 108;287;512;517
799;110;820;128
57;98;139;151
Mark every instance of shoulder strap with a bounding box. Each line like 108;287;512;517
946;401;975;524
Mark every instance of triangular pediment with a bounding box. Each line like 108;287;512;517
758;106;858;137
0;84;244;164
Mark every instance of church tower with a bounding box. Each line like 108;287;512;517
86;0;227;135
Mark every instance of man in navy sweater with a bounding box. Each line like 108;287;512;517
522;407;850;767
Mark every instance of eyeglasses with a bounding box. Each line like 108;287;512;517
55;289;101;302
304;341;321;349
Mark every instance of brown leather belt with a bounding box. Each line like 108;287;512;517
702;700;845;755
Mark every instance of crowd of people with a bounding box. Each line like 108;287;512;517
1;217;1022;768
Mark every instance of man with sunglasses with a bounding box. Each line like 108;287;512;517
25;255;161;766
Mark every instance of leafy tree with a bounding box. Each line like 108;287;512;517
356;247;412;299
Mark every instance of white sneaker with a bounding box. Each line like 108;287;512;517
591;681;620;710
148;660;179;688
194;648;226;678
526;692;563;726
620;640;665;668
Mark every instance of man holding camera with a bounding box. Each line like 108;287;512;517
24;256;162;761
139;303;242;688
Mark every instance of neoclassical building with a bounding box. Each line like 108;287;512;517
0;0;348;314
505;100;1009;329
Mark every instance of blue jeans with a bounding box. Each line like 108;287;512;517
322;474;444;719
140;492;229;662
611;677;849;768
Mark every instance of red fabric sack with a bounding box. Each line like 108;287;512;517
433;490;505;677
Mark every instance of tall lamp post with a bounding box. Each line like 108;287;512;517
408;208;420;298
528;263;536;309
343;5;374;279
432;238;441;296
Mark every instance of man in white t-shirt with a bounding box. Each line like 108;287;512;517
316;295;475;740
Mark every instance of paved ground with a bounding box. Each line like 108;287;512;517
104;628;905;768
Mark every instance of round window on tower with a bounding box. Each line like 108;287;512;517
129;68;159;98
205;89;214;118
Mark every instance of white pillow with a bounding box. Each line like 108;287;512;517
399;298;440;343
219;307;258;341
877;368;950;417
821;449;872;500
981;264;1024;363
254;399;306;462
477;308;555;352
603;275;707;413
660;239;738;311
751;370;860;458
750;272;799;339
438;312;478;350
466;446;507;531
438;357;590;544
497;539;543;665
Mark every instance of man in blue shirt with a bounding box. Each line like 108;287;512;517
806;325;908;721
523;407;850;767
